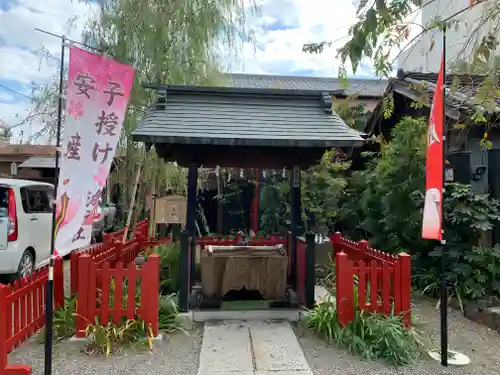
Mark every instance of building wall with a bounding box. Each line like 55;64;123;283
449;127;500;194
398;0;498;72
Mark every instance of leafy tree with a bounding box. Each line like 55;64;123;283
16;0;254;221
304;1;499;140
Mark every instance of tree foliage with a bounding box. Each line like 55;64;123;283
337;115;500;302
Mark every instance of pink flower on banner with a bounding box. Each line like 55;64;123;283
84;207;96;225
67;100;84;120
94;166;108;187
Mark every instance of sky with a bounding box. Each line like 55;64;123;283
0;0;403;142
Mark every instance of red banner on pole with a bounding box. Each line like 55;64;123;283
422;55;445;240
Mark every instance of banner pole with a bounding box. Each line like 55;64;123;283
439;24;448;368
44;37;65;375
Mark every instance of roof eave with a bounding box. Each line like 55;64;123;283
131;133;364;149
142;83;347;99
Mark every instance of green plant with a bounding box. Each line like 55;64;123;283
37;296;77;342
308;300;427;366
150;243;180;294
413;184;500;306
84;317;153;356
158;294;186;333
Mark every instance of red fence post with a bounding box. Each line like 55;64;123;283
330;232;342;258
53;258;65;308
335;252;354;327
76;255;91;338
0;284;8;370
0;284;32;375
146;254;160;337
358;240;369;255
70;252;79;297
114;241;122;264
398;253;412;326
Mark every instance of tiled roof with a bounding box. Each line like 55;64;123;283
133;85;364;149
0;144;55;156
225;73;388;98
392;69;500;118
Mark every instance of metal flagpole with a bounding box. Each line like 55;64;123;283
43;36;65;375
34;28;105;375
439;24;448;368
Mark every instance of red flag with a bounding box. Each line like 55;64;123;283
422;55;445;240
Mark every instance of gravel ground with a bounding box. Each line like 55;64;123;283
8;255;202;375
297;297;500;375
8;328;203;375
7;265;500;375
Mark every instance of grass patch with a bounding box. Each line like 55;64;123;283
308;298;427;366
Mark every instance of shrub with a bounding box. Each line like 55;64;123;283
149;243;180;294
84;317;153;356
308;299;426;366
37;296;77;342
158;293;186;332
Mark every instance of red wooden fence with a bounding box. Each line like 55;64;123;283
331;232;399;265
335;250;411;327
0;259;64;375
76;254;160;338
71;221;150;296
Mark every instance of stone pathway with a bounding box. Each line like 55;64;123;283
197;320;312;375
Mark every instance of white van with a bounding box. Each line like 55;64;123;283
0;179;54;281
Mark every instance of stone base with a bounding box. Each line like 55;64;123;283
450;297;500;333
192;309;302;322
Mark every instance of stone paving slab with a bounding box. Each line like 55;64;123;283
251;321;310;372
255;371;313;375
197;320;313;375
197;321;254;374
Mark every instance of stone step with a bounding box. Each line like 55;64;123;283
197;320;313;375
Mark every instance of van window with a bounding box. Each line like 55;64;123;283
21;186;53;214
0;187;8;218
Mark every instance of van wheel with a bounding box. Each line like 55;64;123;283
17;250;35;279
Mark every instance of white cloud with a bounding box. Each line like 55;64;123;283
235;0;363;76
0;0;375;141
0;0;98;138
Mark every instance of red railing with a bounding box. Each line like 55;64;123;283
75;254;160;338
71;220;150;296
0;259;64;375
332;232;411;327
0;221;159;374
331;232;399;265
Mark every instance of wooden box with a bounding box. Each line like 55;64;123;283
201;245;287;300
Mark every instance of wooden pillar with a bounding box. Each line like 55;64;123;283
251;168;260;234
290;165;301;289
186;163;198;288
178;230;189;312
305;231;316;309
216;170;224;233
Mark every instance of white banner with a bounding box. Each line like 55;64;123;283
54;47;134;255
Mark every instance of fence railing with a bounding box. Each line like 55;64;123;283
0;259;64;375
1;220;158;373
331;232;399;265
70;221;149;296
333;233;411;327
75;254;160;338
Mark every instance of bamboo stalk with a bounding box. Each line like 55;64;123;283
122;163;142;243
